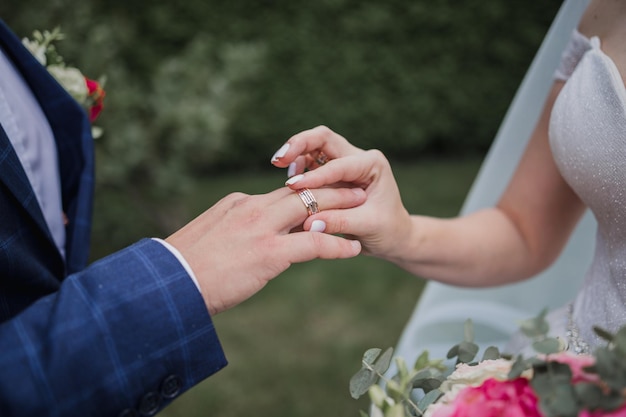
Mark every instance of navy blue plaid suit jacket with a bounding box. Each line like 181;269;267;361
0;20;227;417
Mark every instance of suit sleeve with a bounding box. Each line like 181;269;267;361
0;238;228;417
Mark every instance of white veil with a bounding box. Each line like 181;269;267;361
387;0;594;374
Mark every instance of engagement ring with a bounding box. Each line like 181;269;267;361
296;188;320;216
314;151;329;166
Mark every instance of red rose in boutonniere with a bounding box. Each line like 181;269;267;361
22;27;106;137
85;77;105;122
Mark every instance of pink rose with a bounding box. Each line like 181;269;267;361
429;378;543;417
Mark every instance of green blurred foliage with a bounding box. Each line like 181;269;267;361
3;0;562;163
225;0;564;159
2;0;562;243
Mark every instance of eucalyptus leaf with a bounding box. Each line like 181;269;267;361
593;326;615;343
446;344;459;360
411;368;444;393
481;346;500;361
416;389;443;415
412;377;442;393
592;348;626;391
596;392;624;412
541;383;580;417
574;382;605;410
457;340;479;363
363;348;383;366
508;355;527;379
532;337;561;355
413;351;430;371
374;347;395;375
532;361;579;417
395;357;409;384
430;359;448;372
360;411;369;417
613;327;626;358
350;348;392;399
519;308;550;338
350;368;378;399
411;368;437;380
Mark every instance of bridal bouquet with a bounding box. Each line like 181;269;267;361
350;311;626;417
22;28;106;137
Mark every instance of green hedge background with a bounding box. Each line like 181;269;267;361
4;0;560;184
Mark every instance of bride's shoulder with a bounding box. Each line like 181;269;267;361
577;0;626;40
577;0;626;81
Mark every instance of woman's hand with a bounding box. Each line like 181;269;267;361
270;126;414;259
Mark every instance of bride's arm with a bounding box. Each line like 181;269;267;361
394;81;585;286
271;81;585;287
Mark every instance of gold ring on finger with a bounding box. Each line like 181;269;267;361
296;188;320;216
314;151;330;166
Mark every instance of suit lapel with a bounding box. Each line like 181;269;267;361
0;19;95;273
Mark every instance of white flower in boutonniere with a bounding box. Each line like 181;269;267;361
22;27;106;138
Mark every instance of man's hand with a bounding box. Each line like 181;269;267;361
166;186;365;315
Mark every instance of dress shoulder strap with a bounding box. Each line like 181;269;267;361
554;29;592;81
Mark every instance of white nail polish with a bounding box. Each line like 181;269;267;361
271;143;290;162
287;162;297;178
310;220;326;233
285;174;304;186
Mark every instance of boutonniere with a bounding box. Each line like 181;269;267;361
22;27;106;138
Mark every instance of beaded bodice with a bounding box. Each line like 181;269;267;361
550;31;626;348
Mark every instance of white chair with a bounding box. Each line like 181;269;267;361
386;0;594;377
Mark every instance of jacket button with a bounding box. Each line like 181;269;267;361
138;392;161;416
118;409;139;417
160;374;183;399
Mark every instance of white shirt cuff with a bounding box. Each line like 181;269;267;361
151;238;202;293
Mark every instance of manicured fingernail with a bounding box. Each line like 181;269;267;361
351;240;362;252
310;220;326;233
285;174;304;186
287;162;297;178
271;143;290;163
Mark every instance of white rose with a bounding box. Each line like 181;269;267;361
47;65;88;103
442;359;512;391
425;359;514;413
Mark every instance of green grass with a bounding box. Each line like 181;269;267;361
95;156;482;417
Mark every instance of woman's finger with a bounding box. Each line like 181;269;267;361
301;206;369;238
284;149;392;191
286;155;308;178
270;125;361;168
